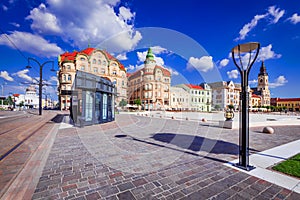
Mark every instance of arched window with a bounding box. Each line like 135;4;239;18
68;75;71;81
98;60;101;65
92;59;96;64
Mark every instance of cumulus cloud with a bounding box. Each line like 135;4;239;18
227;69;239;79
288;13;300;24
165;67;179;76
235;5;285;41
26;3;62;34
0;71;14;81
10;22;20;27
151;46;169;54
249;79;258;86
0;31;63;57
258;44;281;61
269;75;288;88
126;65;136;71
116;53;128;60
186;56;214;72
268;6;285;24
219;58;229;68
13;69;34;82
25;0;141;53
137;50;165;66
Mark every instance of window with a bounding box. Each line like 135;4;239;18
80;65;85;70
112;70;117;75
101;69;105;74
68;75;71;81
80;57;85;61
98;60;101;65
67;65;71;70
94;68;98;73
63;74;66;81
92;59;96;64
103;60;107;66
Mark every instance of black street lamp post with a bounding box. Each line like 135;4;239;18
26;58;55;115
231;42;260;171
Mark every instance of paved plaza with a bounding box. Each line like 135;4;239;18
1;112;300;199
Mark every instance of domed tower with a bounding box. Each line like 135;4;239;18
144;48;156;71
257;61;270;106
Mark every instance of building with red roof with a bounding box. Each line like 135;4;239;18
127;48;171;110
172;83;212;111
271;97;300;111
58;47;127;110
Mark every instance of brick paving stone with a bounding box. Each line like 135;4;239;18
26;115;300;200
117;181;135;191
86;192;101;200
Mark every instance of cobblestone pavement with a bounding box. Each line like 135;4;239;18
32;114;300;200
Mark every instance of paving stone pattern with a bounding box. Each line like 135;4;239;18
32;114;300;199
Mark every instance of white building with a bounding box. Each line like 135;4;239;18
170;86;190;110
174;83;212;112
209;81;241;110
14;85;39;109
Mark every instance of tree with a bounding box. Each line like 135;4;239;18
19;101;24;107
228;104;234;110
119;99;127;108
134;98;141;106
214;104;221;111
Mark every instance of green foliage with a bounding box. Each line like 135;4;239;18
134;98;141;106
272;153;300;178
228;104;234;110
119;99;127;107
19;101;24;107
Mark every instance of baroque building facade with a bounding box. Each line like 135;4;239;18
127;48;171;110
58;47;127;110
173;83;212;112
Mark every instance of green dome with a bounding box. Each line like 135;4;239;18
146;48;155;60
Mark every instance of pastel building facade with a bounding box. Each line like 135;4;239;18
127;48;171;110
174;83;212;112
58;47;127;110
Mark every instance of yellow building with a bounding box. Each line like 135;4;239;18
271;98;300;111
58;47;127;110
127;48;171;110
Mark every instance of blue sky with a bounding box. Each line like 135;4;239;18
1;0;300;100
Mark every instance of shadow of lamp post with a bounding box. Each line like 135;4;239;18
26;58;56;115
231;42;260;171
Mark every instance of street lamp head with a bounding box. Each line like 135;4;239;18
231;42;260;72
26;65;32;69
231;42;260;53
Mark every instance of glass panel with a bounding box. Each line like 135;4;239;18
85;91;93;121
103;94;107;120
95;92;102;123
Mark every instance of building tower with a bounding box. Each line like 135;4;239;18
257;61;270;106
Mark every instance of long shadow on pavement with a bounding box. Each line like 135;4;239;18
152;133;239;155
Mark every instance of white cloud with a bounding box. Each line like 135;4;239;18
166;67;179;76
26;3;62;34
236;5;285;41
0;71;14;81
236;14;267;41
116;53;128;60
268;6;285;24
13;69;34;82
269;75;288;88
288;13;300;24
151;46;169;54
118;7;134;22
126;65;135;71
136;50;165;66
186;56;214;72
10;22;20;27
249;79;258;86
227;69;239;79
219;58;229;68
258;44;281;61
0;31;63;57
27;0;142;53
2;5;8;11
